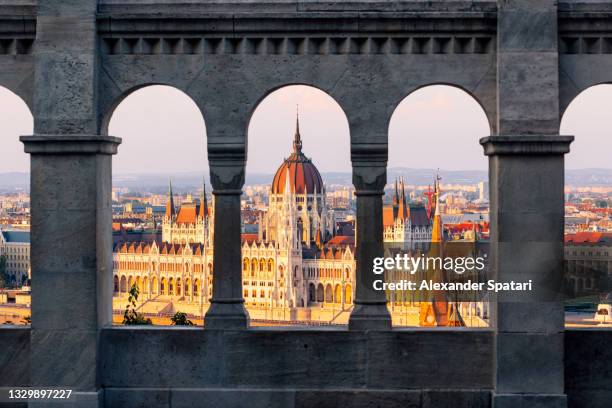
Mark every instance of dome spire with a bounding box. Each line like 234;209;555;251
293;105;302;153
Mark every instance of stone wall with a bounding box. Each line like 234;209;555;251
0;1;612;407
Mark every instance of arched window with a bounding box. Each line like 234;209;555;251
308;283;316;303
316;284;324;303
345;285;352;304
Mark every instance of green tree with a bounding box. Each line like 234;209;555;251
122;284;152;325
171;311;194;326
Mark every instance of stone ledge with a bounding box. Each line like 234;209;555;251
20;135;122;155
480;135;574;156
492;393;567;408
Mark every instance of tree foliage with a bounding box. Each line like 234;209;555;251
171;311;194;326
122;284;152;325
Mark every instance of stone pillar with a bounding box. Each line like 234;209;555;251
204;143;249;329
492;1;571;406
348;143;391;330
482;136;572;408
24;0;111;406
22;136;120;408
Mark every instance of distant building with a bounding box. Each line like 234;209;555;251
564;232;612;296
112;116;356;314
0;228;30;286
383;178;432;250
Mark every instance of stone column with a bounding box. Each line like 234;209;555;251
204;143;249;329
491;1;571;406
348;143;391;330
22;136;120;408
24;0;112;406
482;136;572;408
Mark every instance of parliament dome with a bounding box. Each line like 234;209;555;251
271;115;323;195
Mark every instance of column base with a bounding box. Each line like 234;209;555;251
204;301;249;330
348;303;391;331
492;394;567;408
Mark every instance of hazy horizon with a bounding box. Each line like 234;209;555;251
1;84;612;174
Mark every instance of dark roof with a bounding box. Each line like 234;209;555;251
409;205;430;227
1;230;30;243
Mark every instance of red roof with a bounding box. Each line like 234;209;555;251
270;118;323;195
565;232;612;244
176;205;197;225
327;236;355;246
383;207;395;227
241;233;258;244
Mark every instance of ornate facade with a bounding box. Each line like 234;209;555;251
383;178;433;250
112;118;355;315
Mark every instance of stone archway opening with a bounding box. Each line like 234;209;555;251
387;84;491;328
244;84;352;325
0;86;33;325
560;84;612;327
106;85;209;326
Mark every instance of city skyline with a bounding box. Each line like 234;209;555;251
1;84;612;174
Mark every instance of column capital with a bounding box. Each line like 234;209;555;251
351;143;387;194
480;135;574;156
208;142;246;193
20;135;121;155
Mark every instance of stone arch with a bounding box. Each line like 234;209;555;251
560;84;612;171
127;276;134;290
143;276;149;294
113;275;119;293
316;283;324;303
387;83;494;137
388;85;491;174
324;284;333;303
100;84;208;137
246;84;351;179
169;277;175;295
0;86;34;177
268;258;274;272
161;277;167;295
243;257;249;271
176;277;182;296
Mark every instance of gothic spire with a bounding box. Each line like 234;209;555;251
293;105;302;154
431;174;443;243
199;177;208;220
165;179;176;219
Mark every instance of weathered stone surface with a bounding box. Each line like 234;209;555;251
367;330;494;389
565;329;612;398
492;394;567;408
173;389;295;408
104;388;170;408
495;332;564;395
422;390;491;408
295;389;421;408
0;328;30;387
1;2;611;407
